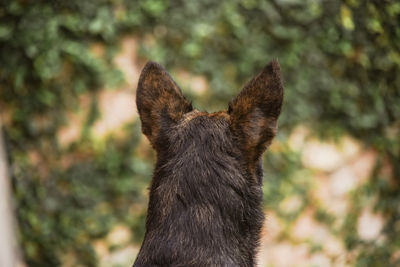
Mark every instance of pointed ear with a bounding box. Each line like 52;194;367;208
136;61;192;145
229;59;284;160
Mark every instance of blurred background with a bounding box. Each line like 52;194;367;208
0;0;399;266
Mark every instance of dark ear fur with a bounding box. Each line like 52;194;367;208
136;61;192;145
229;59;284;161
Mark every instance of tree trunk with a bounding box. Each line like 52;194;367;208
0;118;21;267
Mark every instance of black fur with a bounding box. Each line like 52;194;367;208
133;61;284;267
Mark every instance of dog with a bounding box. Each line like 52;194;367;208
133;60;284;267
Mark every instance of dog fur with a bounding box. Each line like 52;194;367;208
133;60;284;267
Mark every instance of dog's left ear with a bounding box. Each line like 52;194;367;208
229;59;284;160
136;61;192;146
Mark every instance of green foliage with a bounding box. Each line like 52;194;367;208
1;0;399;266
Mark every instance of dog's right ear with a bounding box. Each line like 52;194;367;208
229;60;284;162
136;62;192;146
